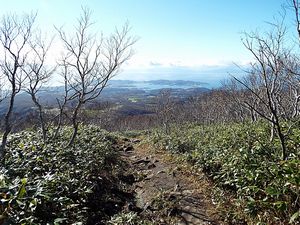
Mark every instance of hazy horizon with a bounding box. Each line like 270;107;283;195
48;63;244;88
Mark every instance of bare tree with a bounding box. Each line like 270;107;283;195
233;23;290;160
52;63;71;140
156;89;175;134
0;74;7;104
57;8;136;146
223;77;255;122
291;0;300;39
23;32;55;142
0;13;36;160
282;53;300;118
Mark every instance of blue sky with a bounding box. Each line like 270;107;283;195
0;0;294;86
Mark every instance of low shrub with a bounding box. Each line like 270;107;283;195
0;125;124;224
151;122;300;224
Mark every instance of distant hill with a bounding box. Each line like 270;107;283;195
0;80;210;115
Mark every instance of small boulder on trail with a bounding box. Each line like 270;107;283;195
123;145;134;152
132;139;141;143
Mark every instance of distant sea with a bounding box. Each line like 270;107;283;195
108;80;208;90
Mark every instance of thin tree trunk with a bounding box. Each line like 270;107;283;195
68;122;79;147
53;97;67;140
31;94;47;142
38;105;47;142
274;117;287;160
0;92;16;161
278;129;287;160
270;120;275;142
53;110;63;140
67;101;81;147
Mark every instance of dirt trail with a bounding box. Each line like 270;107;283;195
119;137;220;225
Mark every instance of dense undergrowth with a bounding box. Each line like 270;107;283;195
0;126;133;225
151;122;300;224
1;122;299;224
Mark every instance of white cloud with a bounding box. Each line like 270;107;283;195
123;54;251;71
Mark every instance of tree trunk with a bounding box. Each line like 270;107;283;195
68;122;79;147
67;101;81;147
275;120;287;160
53;109;63;140
270;121;275;142
39;106;47;142
0;92;16;161
31;94;47;142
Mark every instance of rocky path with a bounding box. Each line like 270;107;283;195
118;137;220;225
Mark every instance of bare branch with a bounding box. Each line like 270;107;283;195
56;8;137;145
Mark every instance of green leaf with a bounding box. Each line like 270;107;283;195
21;178;27;185
16;200;26;209
54;218;68;224
273;201;287;211
265;186;280;196
17;181;27;199
247;196;255;202
289;211;300;223
85;188;93;194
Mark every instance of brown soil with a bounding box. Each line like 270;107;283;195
118;137;221;225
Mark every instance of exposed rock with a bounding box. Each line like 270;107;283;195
132;139;141;143
118;174;135;184
144;174;154;180
123;145;134;152
147;163;156;169
123;138;130;142
119;137;220;224
132;159;151;165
